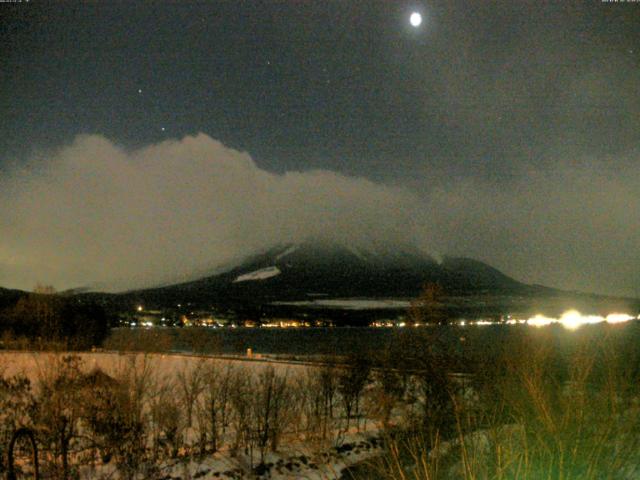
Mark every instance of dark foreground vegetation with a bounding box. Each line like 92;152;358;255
348;325;640;480
1;285;640;478
0;324;639;478
0;286;110;350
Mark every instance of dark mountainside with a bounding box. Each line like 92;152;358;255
2;242;638;323
129;241;526;302
114;242;638;321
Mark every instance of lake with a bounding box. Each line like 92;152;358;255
107;321;640;362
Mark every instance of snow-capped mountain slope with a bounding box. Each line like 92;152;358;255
3;242;638;323
143;240;527;305
6;241;637;321
233;266;281;283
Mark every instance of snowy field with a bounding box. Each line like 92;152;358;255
0;351;391;480
0;351;304;382
5;324;638;479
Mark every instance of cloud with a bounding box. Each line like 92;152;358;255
0;134;421;291
1;133;639;297
413;157;640;297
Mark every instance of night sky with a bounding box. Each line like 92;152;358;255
1;1;639;295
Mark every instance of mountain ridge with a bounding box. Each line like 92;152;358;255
2;242;638;321
132;240;529;304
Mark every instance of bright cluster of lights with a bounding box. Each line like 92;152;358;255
370;311;638;330
520;310;636;330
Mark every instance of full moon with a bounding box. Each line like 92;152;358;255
409;12;422;27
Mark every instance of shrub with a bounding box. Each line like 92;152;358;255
361;327;640;480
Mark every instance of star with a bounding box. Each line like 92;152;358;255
161;127;166;132
138;88;143;94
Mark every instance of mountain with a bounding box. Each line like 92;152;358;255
2;242;638;322
131;240;529;307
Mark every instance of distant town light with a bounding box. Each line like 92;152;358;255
526;314;555;328
522;310;636;330
136;305;143;312
606;313;635;324
475;320;493;326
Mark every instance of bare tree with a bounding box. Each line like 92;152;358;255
149;380;184;459
197;362;234;453
297;363;339;445
318;363;339;438
292;373;317;442
402;329;457;439
337;356;370;434
82;380;146;480
251;366;290;463
176;360;205;429
408;282;447;325
35;355;85;479
228;368;252;457
91;354;154;480
371;366;406;430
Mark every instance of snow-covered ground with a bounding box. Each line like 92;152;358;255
138;431;383;480
0;351;387;480
0;351;303;381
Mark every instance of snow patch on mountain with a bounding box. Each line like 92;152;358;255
346;245;367;261
233;266;281;283
275;245;299;261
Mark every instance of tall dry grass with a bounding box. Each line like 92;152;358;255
357;325;640;480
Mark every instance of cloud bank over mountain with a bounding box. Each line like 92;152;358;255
1;133;638;296
0;134;423;291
